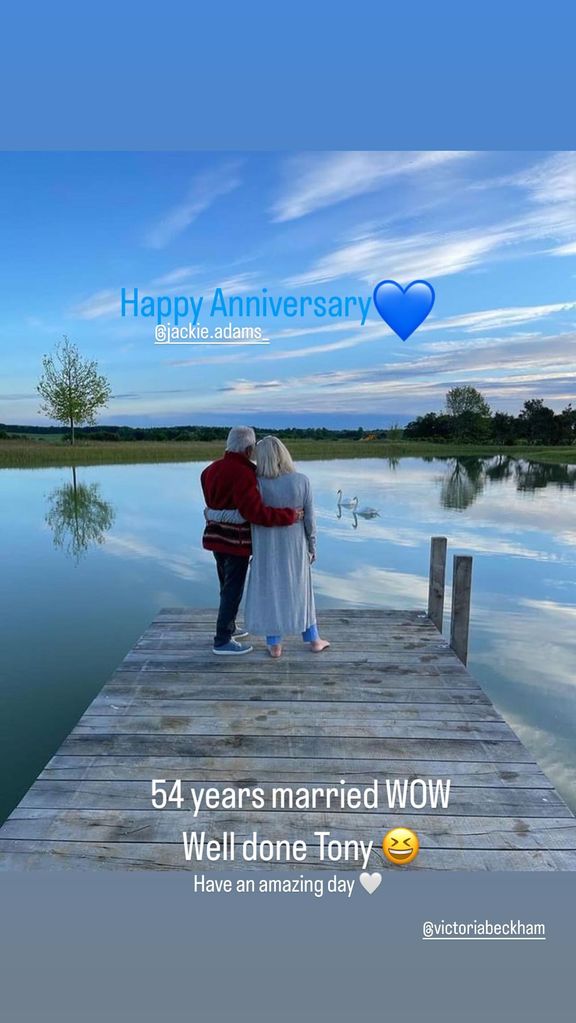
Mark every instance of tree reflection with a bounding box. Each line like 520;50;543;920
437;455;576;509
440;457;485;510
514;461;576;492
484;455;514;483
45;467;115;561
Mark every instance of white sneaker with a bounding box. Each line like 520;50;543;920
213;640;253;656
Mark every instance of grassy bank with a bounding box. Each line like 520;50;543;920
1;438;575;469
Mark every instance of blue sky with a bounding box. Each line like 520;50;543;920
0;151;574;427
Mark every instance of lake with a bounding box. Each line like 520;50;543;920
1;454;576;823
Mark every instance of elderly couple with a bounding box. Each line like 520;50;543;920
201;426;329;657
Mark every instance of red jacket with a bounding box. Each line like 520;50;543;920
201;451;298;556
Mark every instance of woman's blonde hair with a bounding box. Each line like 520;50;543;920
255;436;295;478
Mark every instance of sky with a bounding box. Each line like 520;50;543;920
0;150;574;428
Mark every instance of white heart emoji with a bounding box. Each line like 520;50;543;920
359;871;382;894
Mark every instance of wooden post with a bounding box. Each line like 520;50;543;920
450;555;473;665
427;536;447;631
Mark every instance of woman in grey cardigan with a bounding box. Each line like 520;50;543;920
206;436;329;658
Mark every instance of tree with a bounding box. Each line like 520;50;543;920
446;386;491;417
37;336;111;445
557;404;576;445
491;412;518;445
518;399;558;445
404;412;454;441
445;386;491;441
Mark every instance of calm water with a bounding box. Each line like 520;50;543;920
1;455;576;822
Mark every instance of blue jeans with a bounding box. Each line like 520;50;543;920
266;624;319;645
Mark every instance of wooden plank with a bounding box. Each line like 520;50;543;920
427;536;447;631
92;691;493;707
98;680;489;704
450;555;473;665
17;781;568;817
4;808;576;850
133;634;449;648
141;625;443;639
55;733;536;762
116;658;471;676
38;756;555;789
149;622;427;635
72;714;515;741
2;840;576;871
85;698;503;723
121;653;476;670
106;668;482;690
151;609;425;622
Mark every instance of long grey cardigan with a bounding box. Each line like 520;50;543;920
207;470;317;636
245;471;317;637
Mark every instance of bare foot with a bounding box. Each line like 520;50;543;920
310;639;330;653
267;644;283;658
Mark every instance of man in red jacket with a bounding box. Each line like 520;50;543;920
201;426;302;655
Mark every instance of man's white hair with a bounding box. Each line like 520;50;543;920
226;426;256;453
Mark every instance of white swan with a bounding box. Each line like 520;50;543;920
356;506;380;518
337;490;358;508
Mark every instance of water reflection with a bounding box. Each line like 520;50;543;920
514;461;576;492
45;467;116;562
2;455;576;824
436;456;576;510
440;457;486;510
484;455;515;483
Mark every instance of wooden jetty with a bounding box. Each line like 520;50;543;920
1;541;576;871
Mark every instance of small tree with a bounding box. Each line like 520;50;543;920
445;386;491;441
37;336;111;445
446;386;491;418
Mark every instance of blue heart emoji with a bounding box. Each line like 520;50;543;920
373;279;435;340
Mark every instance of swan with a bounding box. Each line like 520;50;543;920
337;490;358;508
355;506;380;518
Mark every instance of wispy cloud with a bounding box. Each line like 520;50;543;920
288;227;512;286
0;392;37;400
166;302;575;371
144;162;241;248
219;379;282;393
151;266;199;286
211;330;576;414
422;301;576;335
69;289;119;319
272;151;472;222
506;151;576;207
69;271;260;321
287;152;575;286
553;241;576;257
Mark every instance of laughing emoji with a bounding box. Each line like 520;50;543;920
382;827;420;865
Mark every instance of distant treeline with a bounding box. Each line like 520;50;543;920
0;424;385;442
3;393;575;447
405;398;576;446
